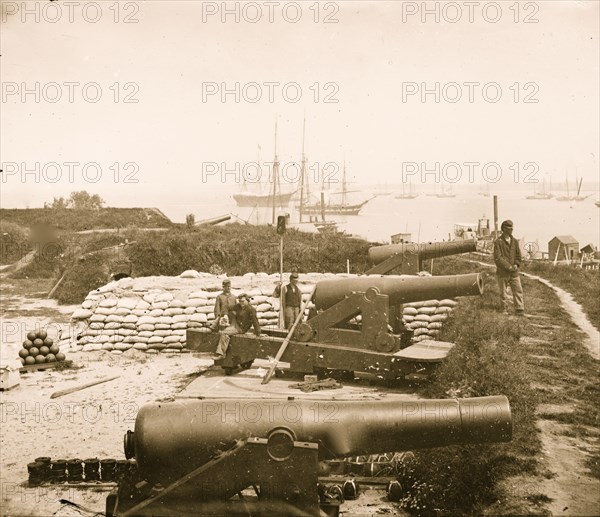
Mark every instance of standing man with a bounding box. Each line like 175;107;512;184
273;272;302;329
493;220;525;315
210;279;237;331
215;294;261;358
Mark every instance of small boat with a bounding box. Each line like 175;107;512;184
556;171;590;202
396;178;418;199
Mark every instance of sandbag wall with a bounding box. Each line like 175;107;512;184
69;273;460;354
402;299;458;343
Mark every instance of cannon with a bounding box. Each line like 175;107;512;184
366;239;477;275
107;395;512;516
187;273;483;379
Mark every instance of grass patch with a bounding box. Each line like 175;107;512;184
523;261;600;331
396;261;541;514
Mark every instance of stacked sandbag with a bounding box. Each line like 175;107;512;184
402;299;458;343
70;272;332;355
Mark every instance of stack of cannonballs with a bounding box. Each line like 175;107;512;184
18;330;66;366
402;299;458;343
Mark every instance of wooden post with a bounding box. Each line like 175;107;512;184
278;236;284;328
493;195;498;237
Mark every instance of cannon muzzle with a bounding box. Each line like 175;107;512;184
313;273;483;310
126;396;511;484
369;240;477;265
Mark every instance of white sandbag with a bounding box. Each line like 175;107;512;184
109;334;125;343
423;300;440;308
428;322;443;330
110;350;123;355
418;307;437;316
101;343;114;351
172;329;187;336
154;330;171;337
257;303;272;312
412;335;430;343
138;331;153;338
117;297;138;310
262;311;279;319
252;295;269;304
148;309;164;317
430;314;448;322
157;316;174;325
189;290;210;299
164;308;184;317
402;307;418;316
104;322;121;330
413;328;431;337
152;301;169;310
114;342;132;351
138;324;155;332
72;308;93;320
148;343;166;350
168;299;186;308
82;343;102;352
136;300;151;310
184;307;197;314
155;292;173;302
171;322;187;330
185;298;206;308
179;270;201;278
132;309;149;316
164;343;183;350
138;316;157;325
196;306;214;314
163;335;181;344
408;321;429;329
189;313;208;323
404;301;425;309
99;298;118;308
145;348;159;354
105;315;124;323
123;314;138;323
414;314;432;323
133;343;148;350
117;328;136;336
439;299;458;307
89;322;105;330
95;307;114;315
114;308;130;316
81;300;95;310
435;306;452;314
403;315;415;323
90;314;107;322
172;314;188;323
148;336;164;344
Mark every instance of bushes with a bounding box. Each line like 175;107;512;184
53;254;110;304
0;222;30;264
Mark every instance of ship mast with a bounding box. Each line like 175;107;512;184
299;117;307;223
271;122;279;225
342;160;347;206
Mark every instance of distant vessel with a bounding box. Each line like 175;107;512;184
526;175;553;200
297;162;372;216
436;184;456;198
233;125;296;211
478;183;491;197
395;179;418;199
556;170;590;202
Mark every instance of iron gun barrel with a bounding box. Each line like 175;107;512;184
369;240;477;265
313;273;483;310
126;396;511;484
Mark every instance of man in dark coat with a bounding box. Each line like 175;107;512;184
215;293;261;358
493;220;525;315
273;272;302;329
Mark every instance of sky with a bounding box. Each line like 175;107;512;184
1;0;599;208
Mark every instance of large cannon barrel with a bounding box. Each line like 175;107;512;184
313;273;483;310
126;396;511;484
369;240;477;265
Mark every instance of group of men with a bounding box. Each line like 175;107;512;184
211;273;302;359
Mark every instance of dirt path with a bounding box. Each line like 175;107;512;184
520;271;599;360
467;260;599;359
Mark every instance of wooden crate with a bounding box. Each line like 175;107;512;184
19;360;74;373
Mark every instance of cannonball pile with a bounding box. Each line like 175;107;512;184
18;330;66;366
402;299;458;343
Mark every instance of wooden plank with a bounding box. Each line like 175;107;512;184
393;341;454;361
19;360;74;373
262;286;317;385
50;375;119;399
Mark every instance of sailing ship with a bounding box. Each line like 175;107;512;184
233;125;296;209
436;183;456;198
556;171;590;202
395;178;418;199
297;162;372;216
526;175;553;200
